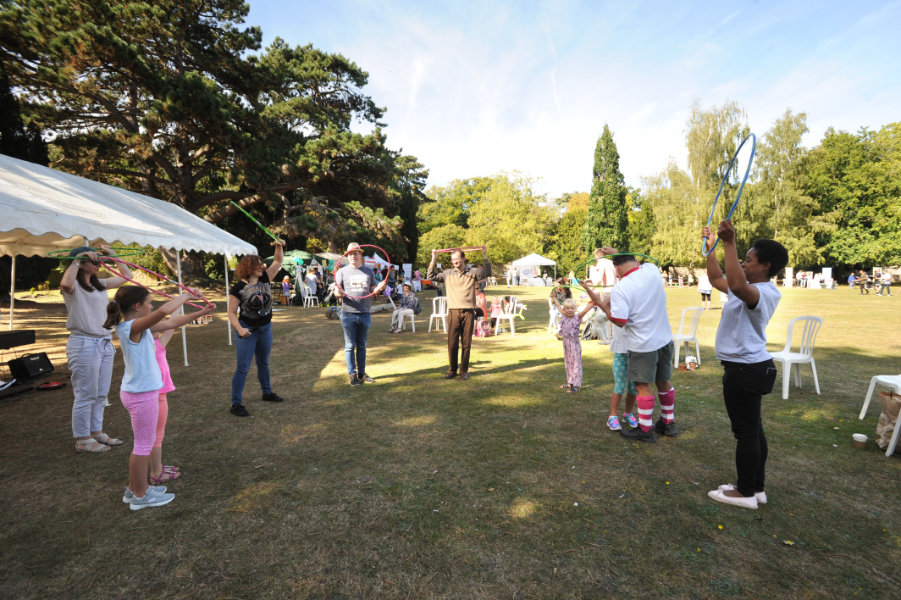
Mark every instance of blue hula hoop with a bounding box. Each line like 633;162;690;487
701;133;756;256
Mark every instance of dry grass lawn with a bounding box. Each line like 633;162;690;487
1;283;899;599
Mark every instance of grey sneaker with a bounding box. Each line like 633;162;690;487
122;485;167;503
349;374;362;386
129;486;175;511
359;373;375;384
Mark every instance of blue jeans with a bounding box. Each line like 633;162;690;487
231;322;273;404
340;311;371;375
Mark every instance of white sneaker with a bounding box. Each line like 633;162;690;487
123;485;167;503
129;486;175;511
718;483;767;504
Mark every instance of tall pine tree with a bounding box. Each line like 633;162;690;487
584;125;629;253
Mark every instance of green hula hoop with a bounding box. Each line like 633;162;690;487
571;252;660;279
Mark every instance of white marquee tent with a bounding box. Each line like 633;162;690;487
0;153;257;364
512;252;556;281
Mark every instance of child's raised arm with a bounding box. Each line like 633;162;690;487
151;303;216;335
579;281;603;307
129;292;201;343
157;328;175;348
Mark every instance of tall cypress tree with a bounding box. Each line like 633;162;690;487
583;124;629;253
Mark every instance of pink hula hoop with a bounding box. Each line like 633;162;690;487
100;257;213;310
332;244;392;300
434;246;484;254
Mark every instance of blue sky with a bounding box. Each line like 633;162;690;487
245;0;901;197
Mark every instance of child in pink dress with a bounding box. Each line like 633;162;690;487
557;297;595;393
489;297;502;331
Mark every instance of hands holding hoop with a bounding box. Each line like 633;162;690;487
702;220;736;255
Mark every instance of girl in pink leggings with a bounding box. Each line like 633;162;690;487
104;286;214;510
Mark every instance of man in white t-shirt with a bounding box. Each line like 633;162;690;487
598;248;677;443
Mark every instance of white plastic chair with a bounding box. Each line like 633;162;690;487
428;296;448;333
303;285;319;308
398;302;417;332
770;316;823;400
547;298;561;334
672;307;704;368
495;297;517;336
858;374;901;457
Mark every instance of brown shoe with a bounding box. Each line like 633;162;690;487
460;372;469;381
444;371;457;379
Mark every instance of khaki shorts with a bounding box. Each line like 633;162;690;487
627;341;674;384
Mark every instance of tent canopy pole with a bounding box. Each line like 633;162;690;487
176;252;189;366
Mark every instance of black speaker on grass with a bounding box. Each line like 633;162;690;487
7;353;53;381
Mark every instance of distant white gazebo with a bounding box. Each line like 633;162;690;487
512;253;556;282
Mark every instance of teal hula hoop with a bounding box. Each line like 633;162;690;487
702;133;756;256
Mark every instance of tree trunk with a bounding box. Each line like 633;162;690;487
159;248;207;284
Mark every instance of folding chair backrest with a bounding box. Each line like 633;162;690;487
683;307;704;336
782;316;823;355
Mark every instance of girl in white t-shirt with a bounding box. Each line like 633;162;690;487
703;220;788;511
104;286;213;510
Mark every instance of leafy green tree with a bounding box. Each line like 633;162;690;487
544;206;587;278
565;192;589;212
804;124;901;267
751;109;820;266
0;0;400;252
584;125;629;252
416;224;467;266
625;188;654;256
417;177;493;235
643;161;697;267
465;172;553;264
686;100;749;193
390;155;429;263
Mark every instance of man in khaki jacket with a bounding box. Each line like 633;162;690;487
427;246;491;380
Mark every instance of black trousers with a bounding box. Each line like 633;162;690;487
721;360;777;497
447;309;476;374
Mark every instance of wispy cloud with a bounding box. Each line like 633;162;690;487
248;0;901;197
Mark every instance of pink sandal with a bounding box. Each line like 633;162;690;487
149;469;182;484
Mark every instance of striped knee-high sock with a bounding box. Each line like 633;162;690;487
636;395;656;432
658;387;675;423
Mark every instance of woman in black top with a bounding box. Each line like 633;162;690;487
227;244;284;417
